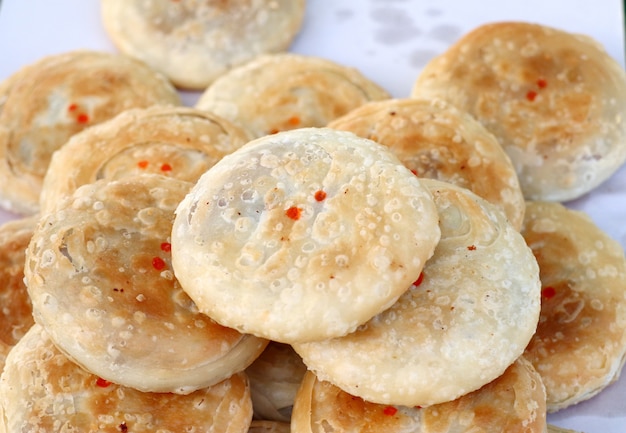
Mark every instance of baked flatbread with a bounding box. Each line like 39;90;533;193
0;215;37;368
101;0;306;89
412;21;626;201
522;201;626;411
40;105;251;214
195;53;390;138
293;178;541;406
0;324;253;433
25;174;268;394
0;50;180;215
172;127;441;344
328;97;525;230
291;356;547;433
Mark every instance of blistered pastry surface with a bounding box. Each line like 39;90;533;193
172;127;441;343
294;179;541;406
25;174;267;393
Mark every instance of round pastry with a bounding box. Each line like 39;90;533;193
246;342;308;422
25;174;268;394
101;0;306;89
521;201;626;411
0;324;253;433
0;50;180;215
411;21;626;201
291;356;547;433
0;215;37;368
293;178;541;406
40;105;251;214
172;127;441;344
328;97;525;230
195;53;390;138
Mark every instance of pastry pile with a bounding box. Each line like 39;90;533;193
0;3;625;433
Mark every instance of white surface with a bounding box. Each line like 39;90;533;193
1;0;625;431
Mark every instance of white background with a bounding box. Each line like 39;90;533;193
1;1;625;431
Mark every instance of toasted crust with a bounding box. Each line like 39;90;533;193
522;201;626;411
0;324;254;433
291;357;547;433
40;105;251;214
0;215;38;368
195;53;390;138
101;0;306;89
293;178;541;406
0;50;180;215
328;97;525;230
25;174;268;394
412;21;626;201
172;127;441;344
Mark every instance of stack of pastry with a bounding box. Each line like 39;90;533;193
0;2;625;432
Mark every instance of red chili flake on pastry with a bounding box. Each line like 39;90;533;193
541;286;556;299
467;245;477;251
96;377;112;388
285;206;302;220
413;272;424;287
119;422;128;433
526;90;538;102
160;163;172;172
314;190;327;202
67;103;78;112
137;160;149;169
160;242;172;252
537;78;548;88
383;406;398;416
76;113;90;124
287;115;301;126
152;257;166;271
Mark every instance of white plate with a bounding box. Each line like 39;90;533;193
1;1;625;431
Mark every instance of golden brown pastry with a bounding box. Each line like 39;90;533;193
0;324;253;433
0;50;180;215
0;215;37;368
246;342;308;422
412;21;626;202
328;97;525;230
101;0;306;89
291;356;547;433
294;178;541;407
40;105;251;214
195;53;390;138
25;174;268;394
522;201;626;411
172;127;441;344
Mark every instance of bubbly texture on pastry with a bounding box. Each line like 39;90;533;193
0;50;180;215
101;0;306;89
195;53;390;138
25;174;268;394
0;215;37;368
0;324;254;433
172;127;441;344
40;105;251;214
411;21;626;202
328;97;525;230
291;357;547;433
294;178;541;406
522;201;626;412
